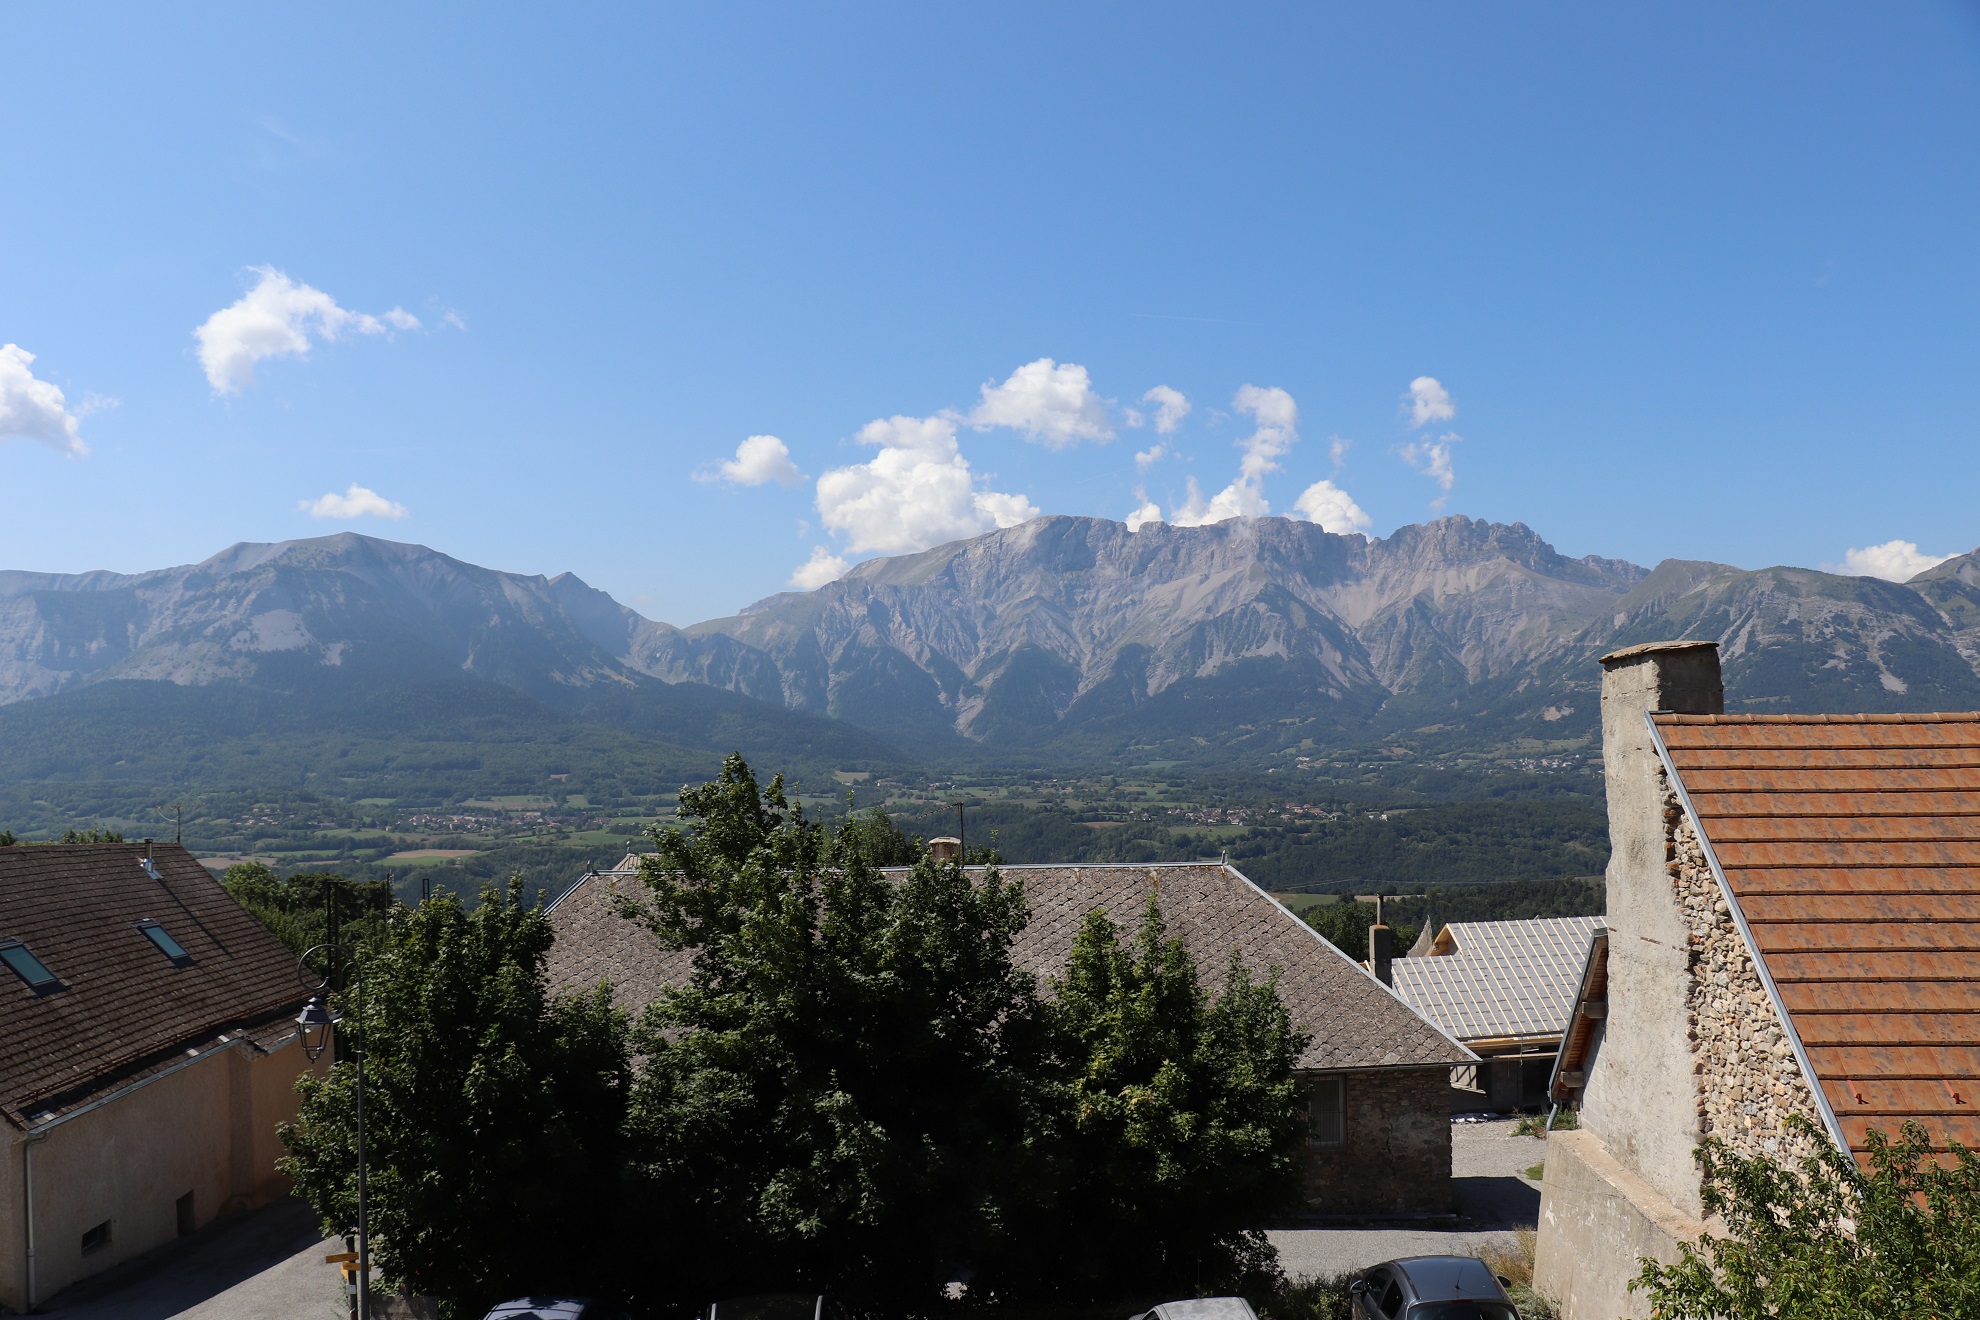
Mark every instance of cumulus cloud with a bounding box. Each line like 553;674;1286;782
1141;385;1191;435
0;345;86;456
299;483;409;520
1125;491;1163;532
1328;436;1352;467
1839;540;1956;582
815;414;1041;555
698;434;803;487
195;267;420;394
1292;479;1372;534
1134;442;1168;472
1405;376;1455;427
789;546;850;590
1170;385;1299;527
1399;433;1459;507
968;357;1114;448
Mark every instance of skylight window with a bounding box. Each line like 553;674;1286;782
135;920;194;967
0;940;62;993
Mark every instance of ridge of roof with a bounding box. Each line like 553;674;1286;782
1654;712;1980;725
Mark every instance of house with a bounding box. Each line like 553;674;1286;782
1533;641;1980;1319
0;842;317;1311
1390;915;1605;1112
544;854;1478;1218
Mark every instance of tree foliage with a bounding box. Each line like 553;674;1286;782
1301;896;1419;961
624;756;1044;1306
1633;1118;1980;1319
222;862;396;956
280;882;630;1320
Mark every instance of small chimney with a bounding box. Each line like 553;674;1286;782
928;836;961;865
1368;921;1394;987
143;838;153;861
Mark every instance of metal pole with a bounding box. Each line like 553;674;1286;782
956;802;965;866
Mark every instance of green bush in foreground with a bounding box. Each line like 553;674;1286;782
1634;1118;1980;1319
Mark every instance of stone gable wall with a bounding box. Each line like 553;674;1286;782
1665;785;1828;1165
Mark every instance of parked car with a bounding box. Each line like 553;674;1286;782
480;1301;634;1320
1128;1298;1259;1320
707;1293;861;1320
1350;1257;1519;1320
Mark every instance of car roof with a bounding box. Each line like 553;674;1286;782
483;1301;592;1320
1151;1297;1258;1320
1391;1257;1504;1299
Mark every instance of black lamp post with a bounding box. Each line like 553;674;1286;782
297;945;370;1320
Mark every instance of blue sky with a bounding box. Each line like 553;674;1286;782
4;3;1978;622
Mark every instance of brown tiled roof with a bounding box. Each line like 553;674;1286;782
0;843;306;1128
543;861;1473;1072
1654;712;1980;1158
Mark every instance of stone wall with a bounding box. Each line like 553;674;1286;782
1302;1066;1452;1217
1666;789;1828;1165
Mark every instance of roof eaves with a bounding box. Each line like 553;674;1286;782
1647;709;1851;1157
1229;863;1480;1065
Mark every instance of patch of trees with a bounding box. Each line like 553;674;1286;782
1237;801;1609;891
279;757;1307;1320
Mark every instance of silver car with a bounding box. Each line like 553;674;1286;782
1351;1256;1520;1320
1128;1299;1259;1320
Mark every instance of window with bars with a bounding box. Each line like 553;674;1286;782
1307;1075;1345;1148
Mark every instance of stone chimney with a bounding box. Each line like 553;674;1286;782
1581;640;1721;1217
1368;921;1394;987
927;836;961;865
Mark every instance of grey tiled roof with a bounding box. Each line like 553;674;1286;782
544;860;1472;1072
1390;915;1604;1045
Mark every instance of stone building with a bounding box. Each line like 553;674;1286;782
1534;641;1980;1318
545;856;1476;1218
1391;915;1604;1112
0;842;317;1312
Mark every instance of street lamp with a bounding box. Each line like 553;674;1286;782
297;944;371;1320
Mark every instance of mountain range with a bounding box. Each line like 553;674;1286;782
5;516;1980;793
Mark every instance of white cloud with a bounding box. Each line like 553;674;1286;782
1125;488;1163;532
815;414;1041;555
1328;436;1352;468
1141;385;1191;435
1399;434;1459;507
1839;540;1955;582
0;344;86;457
298;483;409;520
1406;376;1455;427
968;357;1114;448
1171;384;1299;526
698;434;803;487
1292;479;1372;534
789;546;850;590
195;267;420;395
1134;442;1168;472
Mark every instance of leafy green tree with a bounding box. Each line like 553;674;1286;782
280;882;631;1320
59;827;125;843
1633;1118;1980;1318
0;829;14;847
624;755;1045;1308
842;804;923;866
221;862;395;956
1018;900;1309;1300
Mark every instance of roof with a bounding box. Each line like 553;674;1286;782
544;861;1473;1072
1391;1256;1510;1302
1549;928;1609;1104
0;843;307;1129
1390;915;1605;1046
1654;711;1980;1159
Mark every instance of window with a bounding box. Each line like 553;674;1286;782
135;920;194;967
1308;1075;1345;1148
81;1220;111;1254
0;940;61;993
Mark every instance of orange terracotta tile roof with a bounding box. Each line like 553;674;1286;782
544;861;1474;1072
1654;712;1980;1159
0;843;307;1128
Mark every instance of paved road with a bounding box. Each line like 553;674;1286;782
37;1198;348;1320
1269;1119;1548;1280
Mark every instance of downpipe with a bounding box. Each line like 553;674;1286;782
24;1132;47;1311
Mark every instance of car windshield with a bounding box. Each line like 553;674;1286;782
1407;1305;1518;1320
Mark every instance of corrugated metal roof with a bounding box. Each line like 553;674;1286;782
1391;916;1604;1045
1656;712;1980;1157
544;861;1474;1072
